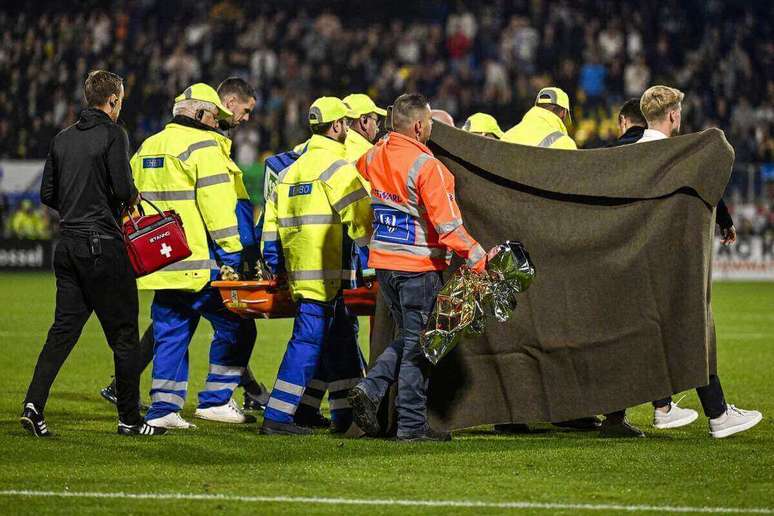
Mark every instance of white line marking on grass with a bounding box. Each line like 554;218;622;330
0;490;772;514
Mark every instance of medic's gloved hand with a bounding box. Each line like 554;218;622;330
219;265;240;281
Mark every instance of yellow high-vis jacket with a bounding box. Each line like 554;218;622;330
501;106;578;149
262;134;372;302
131;119;244;292
344;129;373;163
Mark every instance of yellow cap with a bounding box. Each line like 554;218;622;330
535;87;571;111
175;83;233;120
343;93;387;118
462;113;504;138
308;97;356;125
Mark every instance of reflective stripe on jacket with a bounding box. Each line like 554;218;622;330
261;134;372;302
131;120;244;292
356;132;486;273
501;106;577;149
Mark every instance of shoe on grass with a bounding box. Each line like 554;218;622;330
195;399;257;424
397;426;452;442
118;421;167;436
653;402;698;429
493;423;531;434
599;418;645;438
295;409;331;429
349;385;380;436
553;416;602;430
709;405;762;439
243;384;270;411
100;382;149;411
146;411;197;429
260;419;314;436
20;403;52;437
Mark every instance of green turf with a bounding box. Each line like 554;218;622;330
1;273;772;515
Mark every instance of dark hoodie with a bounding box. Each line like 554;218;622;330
40;108;137;237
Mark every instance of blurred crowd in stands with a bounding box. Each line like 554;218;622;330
0;0;772;240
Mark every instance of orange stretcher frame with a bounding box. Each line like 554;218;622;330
211;280;379;319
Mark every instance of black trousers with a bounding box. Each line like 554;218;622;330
24;235;142;425
607;374;727;422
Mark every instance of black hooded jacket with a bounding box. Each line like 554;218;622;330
40;108;137;237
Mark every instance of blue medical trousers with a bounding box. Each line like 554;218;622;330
359;270;443;437
264;295;364;427
145;287;256;421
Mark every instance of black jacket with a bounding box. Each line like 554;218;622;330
607;125;645;147
608;125;734;230
40;108;137;237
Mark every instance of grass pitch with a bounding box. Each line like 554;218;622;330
0;273;772;515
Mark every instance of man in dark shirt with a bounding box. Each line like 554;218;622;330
20;70;164;437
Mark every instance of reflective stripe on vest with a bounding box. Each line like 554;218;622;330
162;259;218;271
177;140;218;161
319;159;349;181
370;239;448;259
196;173;231;188
538;131;564;148
405;153;432;212
277;214;339;227
287;269;349;281
143;190;196;201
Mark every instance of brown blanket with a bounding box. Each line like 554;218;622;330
370;124;734;430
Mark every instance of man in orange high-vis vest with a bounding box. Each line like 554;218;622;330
349;93;486;442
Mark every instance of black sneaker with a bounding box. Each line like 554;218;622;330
599;418;645;438
330;419;352;434
20;403;52;437
243;384;270;412
100;384;118;405
493;423;531;434
295;410;331;429
117;421;168;436
349;385;380;436
101;383;149;411
398;426;452;442
553;416;602;431
260;419;314;436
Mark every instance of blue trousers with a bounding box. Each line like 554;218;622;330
264;296;363;425
360;270;442;437
145;288;256;421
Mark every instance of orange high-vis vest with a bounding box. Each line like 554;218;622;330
357;132;486;273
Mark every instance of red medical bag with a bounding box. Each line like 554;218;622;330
122;197;192;277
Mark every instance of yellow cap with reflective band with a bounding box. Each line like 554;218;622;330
535;87;571;111
175;83;233;120
308;97;356;125
462;113;504;139
343;93;387;118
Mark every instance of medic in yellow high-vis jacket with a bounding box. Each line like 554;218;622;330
260;97;372;435
132;83;256;429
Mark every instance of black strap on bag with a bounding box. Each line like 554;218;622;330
123;195;180;239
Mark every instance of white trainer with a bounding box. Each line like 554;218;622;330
653;401;699;429
145;412;197;429
709;405;762;439
194;399;257;424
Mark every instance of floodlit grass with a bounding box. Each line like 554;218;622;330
1;273;772;515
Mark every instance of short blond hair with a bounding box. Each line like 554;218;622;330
640;85;684;123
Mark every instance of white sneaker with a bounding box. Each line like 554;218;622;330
145;412;197;429
653;401;699;429
194;399;257;424
709;405;762;438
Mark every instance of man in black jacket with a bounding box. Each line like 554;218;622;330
600;95;755;439
20;70;164;437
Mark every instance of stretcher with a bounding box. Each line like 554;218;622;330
211;280;379;318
